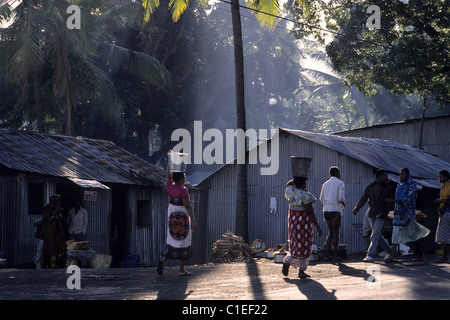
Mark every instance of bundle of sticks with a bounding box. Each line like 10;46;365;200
66;240;90;250
211;231;252;262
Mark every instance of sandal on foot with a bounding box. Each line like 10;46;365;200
178;270;193;276
298;270;310;279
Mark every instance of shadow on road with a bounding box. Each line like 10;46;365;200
372;259;450;299
283;277;337;300
156;276;193;300
338;262;372;281
246;259;266;300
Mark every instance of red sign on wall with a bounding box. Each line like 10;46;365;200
84;191;97;201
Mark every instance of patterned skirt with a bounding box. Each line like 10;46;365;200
392;219;430;244
283;209;314;271
436;212;450;244
161;204;191;260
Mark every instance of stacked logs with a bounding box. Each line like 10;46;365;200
211;231;252;262
66;240;90;250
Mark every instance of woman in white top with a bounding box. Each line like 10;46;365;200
319;166;345;261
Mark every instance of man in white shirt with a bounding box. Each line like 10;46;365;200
319;166;345;261
67;198;88;241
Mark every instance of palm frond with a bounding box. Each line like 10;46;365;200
0;3;44;94
90;65;124;122
248;0;281;30
98;0;144;29
247;0;309;29
0;1;14;23
141;0;160;23
196;0;208;10
169;0;188;22
304;82;343;103
96;42;170;89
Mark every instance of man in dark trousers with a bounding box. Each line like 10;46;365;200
353;169;393;262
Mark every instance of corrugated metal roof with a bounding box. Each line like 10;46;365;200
67;177;110;189
282;128;449;188
0;129;166;188
187;170;219;187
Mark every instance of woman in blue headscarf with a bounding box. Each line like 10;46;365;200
386;168;430;262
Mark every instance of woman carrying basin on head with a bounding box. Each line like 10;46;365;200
282;157;323;279
157;151;197;276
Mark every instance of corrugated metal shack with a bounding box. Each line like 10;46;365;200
195;128;450;261
336;114;450;163
0;129;176;267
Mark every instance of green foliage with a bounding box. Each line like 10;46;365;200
0;0;169;134
288;0;450;104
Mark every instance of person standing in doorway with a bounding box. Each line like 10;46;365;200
320;166;345;261
67;198;88;242
41;195;67;268
353;169;393;262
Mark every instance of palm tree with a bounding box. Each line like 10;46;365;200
0;0;169;135
141;0;310;242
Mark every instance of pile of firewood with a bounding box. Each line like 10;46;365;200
66;240;90;250
211;231;252;262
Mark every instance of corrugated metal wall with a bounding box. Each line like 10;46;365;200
0;174;56;266
204;165;238;262
247;130;376;254
200;130;379;259
128;186;167;267
82;188;111;256
0;173;113;267
129;186;206;267
0;176;25;266
0;171;207;267
337;116;450;164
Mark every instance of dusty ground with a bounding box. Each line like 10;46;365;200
0;253;449;301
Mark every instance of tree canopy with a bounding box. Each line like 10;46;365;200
288;0;449;104
0;0;448;163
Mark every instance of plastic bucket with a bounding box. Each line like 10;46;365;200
274;252;287;263
124;254;140;268
169;152;188;172
290;156;312;178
